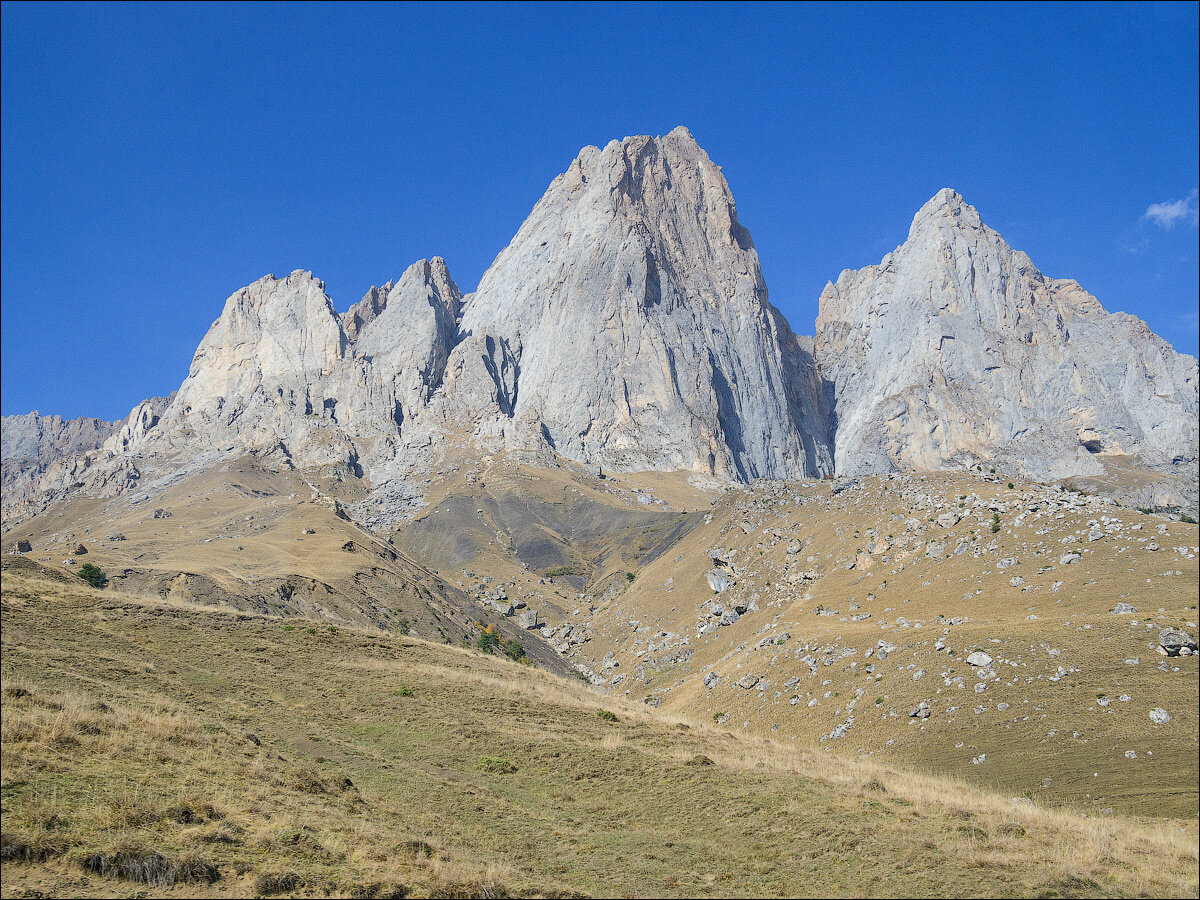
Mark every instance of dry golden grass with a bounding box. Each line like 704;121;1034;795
2;569;1197;897
577;471;1200;815
0;680;516;898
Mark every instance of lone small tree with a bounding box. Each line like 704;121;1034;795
475;623;500;653
77;563;108;589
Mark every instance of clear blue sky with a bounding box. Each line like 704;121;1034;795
3;1;1197;420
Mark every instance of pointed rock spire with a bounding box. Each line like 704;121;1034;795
454;130;832;479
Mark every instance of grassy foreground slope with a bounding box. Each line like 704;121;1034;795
1;566;1197;898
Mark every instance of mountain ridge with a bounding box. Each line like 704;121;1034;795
2;131;1197;522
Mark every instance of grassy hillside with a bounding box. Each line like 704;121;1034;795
572;472;1200;817
2;566;1196;898
0;456;575;676
4;454;1198;821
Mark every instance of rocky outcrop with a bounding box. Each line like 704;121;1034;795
454;127;833;480
2;411;116;522
815;189;1199;501
2;412;116;468
104;395;174;454
140;270;357;473
1;398;171;521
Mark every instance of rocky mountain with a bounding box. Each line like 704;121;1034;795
2;136;1197;524
814;189;1199;496
12;128;833;516
455;126;832;480
2;412;115;524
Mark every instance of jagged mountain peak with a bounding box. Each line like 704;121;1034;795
916;186;970;213
815;192;1198;499
4;132;1196;524
456;128;831;480
905;188;989;244
344;258;462;345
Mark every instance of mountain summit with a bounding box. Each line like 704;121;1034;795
814;189;1198;493
456;126;832;480
3;136;1197;521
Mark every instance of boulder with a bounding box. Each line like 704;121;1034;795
706;569;732;593
1158;629;1197;657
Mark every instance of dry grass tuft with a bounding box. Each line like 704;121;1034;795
78;842;219;885
347;880;412;899
252;869;303;895
1;830;68;863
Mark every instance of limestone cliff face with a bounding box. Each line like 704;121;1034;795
814;189;1199;488
1;398;171;521
114;129;834;485
2;411;116;516
4;142;1198;525
142;270;358;474
127;261;464;478
456;127;833;480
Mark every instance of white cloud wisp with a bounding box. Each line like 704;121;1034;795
1142;189;1199;229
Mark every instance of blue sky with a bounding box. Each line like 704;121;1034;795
3;1;1197;420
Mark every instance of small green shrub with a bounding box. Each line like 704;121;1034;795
504;641;526;662
77;563;107;588
396;618;411;636
625;571;636;582
476;630;499;653
477;756;517;774
596;710;617;722
393;686;414;697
